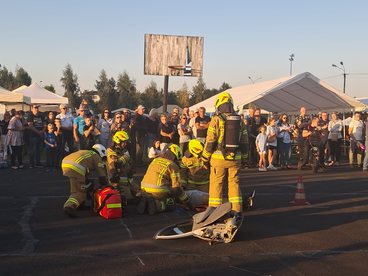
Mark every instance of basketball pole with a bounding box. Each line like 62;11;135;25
163;75;169;113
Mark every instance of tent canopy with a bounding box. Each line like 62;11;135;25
13;83;68;105
0;86;31;105
190;72;366;114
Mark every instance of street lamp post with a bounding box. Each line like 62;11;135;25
289;54;295;76
332;61;346;94
248;76;262;84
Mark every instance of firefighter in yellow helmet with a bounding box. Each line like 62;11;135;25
138;144;191;215
106;131;140;202
181;139;209;192
180;139;209;207
202;91;248;215
62;144;108;218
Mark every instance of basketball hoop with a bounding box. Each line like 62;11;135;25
168;65;200;76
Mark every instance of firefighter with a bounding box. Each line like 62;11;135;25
106;130;139;202
62;144;108;218
202;91;248;216
180;139;209;207
138;144;191;215
181;139;209;192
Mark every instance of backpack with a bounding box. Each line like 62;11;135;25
94;186;123;219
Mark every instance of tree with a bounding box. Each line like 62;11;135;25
190;77;206;105
60;64;80;109
44;84;56;93
95;69;116;111
14;66;32;87
177;83;190;107
116;72;138;109
140;81;162;110
0;66;16;90
218;82;232;92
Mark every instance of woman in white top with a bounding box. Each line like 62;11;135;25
277;114;293;169
6;111;25;169
98;108;112;148
266;117;278;170
177;114;192;154
327;112;342;166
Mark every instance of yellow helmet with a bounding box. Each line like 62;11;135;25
188;139;204;157
168;144;183;161
112;130;129;144
215;91;233;109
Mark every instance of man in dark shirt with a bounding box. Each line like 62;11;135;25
27;104;46;168
302;116;323;169
132;105;148;166
295;107;311;169
195;107;211;143
318;112;329;166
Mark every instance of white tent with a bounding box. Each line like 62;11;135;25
0;86;31;105
190;72;366;114
13;83;68;105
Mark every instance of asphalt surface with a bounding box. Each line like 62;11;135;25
1;162;367;276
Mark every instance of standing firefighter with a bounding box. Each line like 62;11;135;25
202;92;248;216
138;144;191;215
106;131;139;202
62;144;108;218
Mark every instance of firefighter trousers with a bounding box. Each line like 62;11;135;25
209;158;243;212
63;177;87;210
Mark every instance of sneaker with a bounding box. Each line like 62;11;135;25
328;161;334;166
18;165;24;169
260;167;267;172
258;168;263;172
136;197;147;215
269;165;278;171
35;164;43;168
64;207;77;218
11;166;18;169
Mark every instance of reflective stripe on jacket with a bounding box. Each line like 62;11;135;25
62;150;106;177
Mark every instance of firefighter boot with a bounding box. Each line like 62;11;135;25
64;207;77;218
165;197;176;212
136;197;147;215
147;198;159;215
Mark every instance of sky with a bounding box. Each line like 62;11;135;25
1;0;368;99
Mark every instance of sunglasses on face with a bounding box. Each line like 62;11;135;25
115;116;121;119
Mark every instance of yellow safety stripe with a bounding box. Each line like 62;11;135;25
188;179;209;185
107;203;122;208
179;192;188;201
98;162;104;168
202;150;212;159
209;197;222;205
208;126;216;133
75;151;95;163
229;196;243;203
62;162;86;175
211;151;241;160
66;197;79;206
141;183;170;193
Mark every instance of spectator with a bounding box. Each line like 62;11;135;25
54;118;63;166
363;116;368;172
318;112;329;167
45;111;56;126
182;107;189;118
98;108;112;148
73;106;87;150
348;111;364;167
170;110;180;145
0;112;11;152
56;104;74;153
44;123;58;172
188;110;198;138
277;113;293;169
327;112;343;166
195;107;210;143
132;105;148;165
266;117;278;170
148;140;162;160
6;111;25;169
246;106;257;167
158;114;175;151
27;104;46;168
177;114;192;154
110;112;124;137
147;109;159;148
82;115;100;149
256;125;267;172
295;106;311;170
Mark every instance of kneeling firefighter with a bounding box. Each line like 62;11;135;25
107;131;140;201
202;91;248;215
180;139;209;207
62;144;108;218
138;144;191;215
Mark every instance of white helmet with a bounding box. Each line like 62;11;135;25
92;144;107;158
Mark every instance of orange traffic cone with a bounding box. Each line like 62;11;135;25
290;175;310;205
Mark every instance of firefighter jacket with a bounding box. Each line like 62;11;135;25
62;150;106;179
141;156;188;202
180;155;209;190
106;147;132;179
202;113;248;162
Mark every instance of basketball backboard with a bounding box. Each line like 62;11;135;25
144;34;204;77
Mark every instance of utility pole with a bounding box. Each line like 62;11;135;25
289;54;295;76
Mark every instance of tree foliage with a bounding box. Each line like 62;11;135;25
14;67;32;87
95;70;117;111
60;64;79;109
0;65;32;90
177;83;190;107
43;84;56;93
190;77;207;105
140;81;162;110
116;72;138;109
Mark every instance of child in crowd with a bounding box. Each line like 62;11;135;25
148;140;162;161
83;115;100;149
54;118;63;167
256;125;267;172
44;123;58;172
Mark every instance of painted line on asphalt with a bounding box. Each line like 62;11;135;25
18;197;39;255
121;220;145;266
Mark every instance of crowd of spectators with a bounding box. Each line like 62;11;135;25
0;101;367;173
